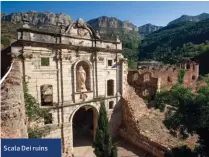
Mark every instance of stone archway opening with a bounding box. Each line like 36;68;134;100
72;105;98;148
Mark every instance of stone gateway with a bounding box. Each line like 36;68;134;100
5;18;125;154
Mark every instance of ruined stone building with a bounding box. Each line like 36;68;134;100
128;60;199;100
1;18;126;153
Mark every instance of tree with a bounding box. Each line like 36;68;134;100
93;102;118;157
155;80;209;156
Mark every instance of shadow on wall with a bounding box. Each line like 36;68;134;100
1;46;12;79
109;98;123;138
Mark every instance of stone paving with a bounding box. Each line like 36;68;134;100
73;136;153;157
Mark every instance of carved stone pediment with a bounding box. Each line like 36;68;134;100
65;18;92;39
77;28;89;38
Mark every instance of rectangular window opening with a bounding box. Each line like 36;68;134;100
108;60;113;66
109;101;114;109
41;57;50;66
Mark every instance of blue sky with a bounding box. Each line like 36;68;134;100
1;1;209;26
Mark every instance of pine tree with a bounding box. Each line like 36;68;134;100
93;102;118;157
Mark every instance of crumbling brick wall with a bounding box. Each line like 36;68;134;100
128;70;158;100
128;60;199;100
121;61;198;157
1;60;28;138
121;67;169;157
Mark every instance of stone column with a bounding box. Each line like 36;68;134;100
157;77;161;92
63;122;73;153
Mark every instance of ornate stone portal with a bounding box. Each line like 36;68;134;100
9;17;124;155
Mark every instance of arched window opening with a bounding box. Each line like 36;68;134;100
167;76;172;82
144;73;150;82
192;75;196;80
40;84;53;106
107;80;114;96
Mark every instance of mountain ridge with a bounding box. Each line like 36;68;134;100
168;12;209;25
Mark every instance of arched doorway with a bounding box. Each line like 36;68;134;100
72;105;98;147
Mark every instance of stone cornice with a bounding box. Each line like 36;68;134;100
39;95;121;110
17;27;122;44
12;40;123;53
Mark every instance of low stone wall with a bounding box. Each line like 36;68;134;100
120;130;166;157
1;60;28;138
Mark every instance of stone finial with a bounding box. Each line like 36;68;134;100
60;23;66;34
116;35;120;42
95;30;100;39
77;18;85;25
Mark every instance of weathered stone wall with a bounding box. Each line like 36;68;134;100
1;60;28;138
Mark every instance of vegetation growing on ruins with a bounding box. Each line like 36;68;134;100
155;75;209;156
178;69;187;84
93;102;117;157
23;82;51;138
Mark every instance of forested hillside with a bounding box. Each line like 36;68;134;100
139;19;209;64
168;13;209;25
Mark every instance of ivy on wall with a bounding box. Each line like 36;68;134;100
28;126;50;138
23;82;51;138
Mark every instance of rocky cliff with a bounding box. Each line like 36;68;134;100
1;10;71;26
168;13;209;25
87;16;138;32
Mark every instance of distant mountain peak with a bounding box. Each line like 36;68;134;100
87;16;138;32
138;23;163;37
168;12;209;25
